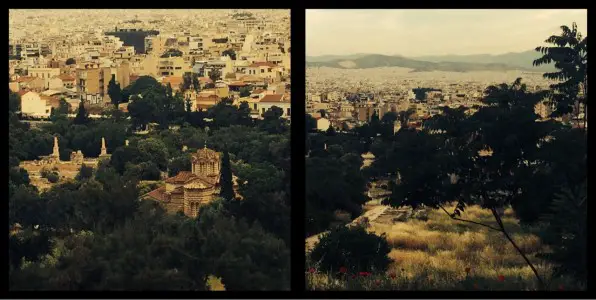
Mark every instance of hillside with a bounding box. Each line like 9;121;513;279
306;51;554;72
413;50;555;72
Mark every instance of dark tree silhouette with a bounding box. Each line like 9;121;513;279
222;49;236;60
74;101;89;125
219;149;234;200
533;22;587;129
107;75;122;107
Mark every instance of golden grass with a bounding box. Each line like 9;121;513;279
306;204;581;291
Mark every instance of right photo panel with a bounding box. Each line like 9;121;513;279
305;9;587;291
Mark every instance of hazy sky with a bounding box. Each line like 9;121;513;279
306;9;587;57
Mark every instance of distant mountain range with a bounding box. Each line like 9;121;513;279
305;50;556;72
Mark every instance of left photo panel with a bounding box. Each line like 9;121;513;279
9;9;291;291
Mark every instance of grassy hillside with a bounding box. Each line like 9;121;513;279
306;204;583;291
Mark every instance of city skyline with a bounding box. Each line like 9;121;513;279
306;9;587;57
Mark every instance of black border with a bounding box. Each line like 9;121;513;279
5;5;595;299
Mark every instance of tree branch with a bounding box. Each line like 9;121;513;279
437;204;501;232
490;207;545;290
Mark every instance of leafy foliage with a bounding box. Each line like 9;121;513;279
310;226;392;274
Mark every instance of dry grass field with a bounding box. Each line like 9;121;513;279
306;204;583;291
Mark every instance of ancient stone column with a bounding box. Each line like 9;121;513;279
52;136;60;158
100;137;107;156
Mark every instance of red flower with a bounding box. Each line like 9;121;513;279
351;274;357;279
339;267;348;274
389;272;397;279
558;284;564;291
465;267;471;274
497;275;505;282
359;271;371;277
308;268;316;274
375;279;381;286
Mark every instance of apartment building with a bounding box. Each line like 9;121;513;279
76;63;112;105
157;55;190;77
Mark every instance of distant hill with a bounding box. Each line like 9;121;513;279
306;54;537;72
413;50;556;72
306;53;371;62
306;51;555;72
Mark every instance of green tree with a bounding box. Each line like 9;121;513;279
219;149;234;200
310;226;391;274
50;99;70;122
239;86;251;97
222;49;236;60
107;75;122;107
533;22;587;128
65;58;76;65
181;72;193;93
192;73;200;92
73;101;89;125
75;164;94;181
9;90;20;113
209;69;221;83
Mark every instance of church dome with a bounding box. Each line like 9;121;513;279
193;146;220;161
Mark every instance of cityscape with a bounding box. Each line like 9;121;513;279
7;8;589;294
305;9;587;291
9;9;291;291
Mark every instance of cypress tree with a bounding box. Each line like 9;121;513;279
219;148;234;200
74;101;89;125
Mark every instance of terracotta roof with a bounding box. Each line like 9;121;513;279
251;89;265;94
249;62;277;68
143;186;169;202
17;90;31;97
259;94;284;103
41;95;61;108
162;76;183;87
228;81;248;87
57;74;75;81
164;171;196;184
16;76;36;83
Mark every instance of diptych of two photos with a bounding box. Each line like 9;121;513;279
8;8;588;294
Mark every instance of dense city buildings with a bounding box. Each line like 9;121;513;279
9;9;291;120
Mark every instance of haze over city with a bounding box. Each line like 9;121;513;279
306;9;588;57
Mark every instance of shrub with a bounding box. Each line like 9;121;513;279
40;168;60;183
310;226;392;274
76;164;94;181
46;172;59;183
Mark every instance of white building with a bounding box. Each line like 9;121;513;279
256;94;291;118
20;91;52;117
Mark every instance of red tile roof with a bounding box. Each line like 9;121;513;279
228;81;248;87
143;186;169;202
164;171;196;184
249;62;277;68
57;74;75;81
162;76;183;88
16;76;36;83
259;94;284;103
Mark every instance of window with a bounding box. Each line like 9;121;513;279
261;69;264;73
268;68;272;73
175;67;181;70
262;108;265;114
287;108;291;116
253;103;257;110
